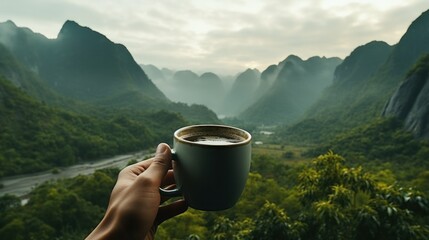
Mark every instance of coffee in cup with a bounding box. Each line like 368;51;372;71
159;125;252;211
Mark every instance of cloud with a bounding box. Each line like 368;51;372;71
186;0;429;73
0;0;428;74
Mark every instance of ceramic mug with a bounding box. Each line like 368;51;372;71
160;125;252;211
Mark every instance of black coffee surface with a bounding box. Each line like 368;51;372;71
184;135;243;145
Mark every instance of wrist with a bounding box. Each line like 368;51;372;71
86;205;152;240
86;209;122;240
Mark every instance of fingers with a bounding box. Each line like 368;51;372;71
156;199;188;225
136;143;172;187
161;170;175;186
118;156;155;180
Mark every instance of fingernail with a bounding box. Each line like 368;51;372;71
156;144;168;154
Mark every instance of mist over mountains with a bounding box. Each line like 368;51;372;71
1;8;429;240
280;9;429;141
141;64;230;114
141;9;429;141
0;7;429;157
0;19;228;174
142;56;341;124
240;55;341;124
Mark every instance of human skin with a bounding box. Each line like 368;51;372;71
86;143;188;240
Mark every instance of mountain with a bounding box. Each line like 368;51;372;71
240;55;341;124
138;64;175;104
0;43;61;104
170;70;225;113
161;67;175;79
0;20;219;123
304;41;393;124
0;74;188;177
162;70;201;105
140;64;166;82
221;68;260;117
383;54;429;139
385;9;429;77
171;70;200;103
198;72;225;112
281;9;429;142
256;64;279;97
0;20;166;102
0;41;191;176
141;66;226;114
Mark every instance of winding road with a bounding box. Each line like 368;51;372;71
0;151;151;197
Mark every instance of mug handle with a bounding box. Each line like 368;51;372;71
159;150;182;197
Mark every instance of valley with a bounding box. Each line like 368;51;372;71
0;7;429;240
0;150;149;197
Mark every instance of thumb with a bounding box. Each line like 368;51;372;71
138;143;172;187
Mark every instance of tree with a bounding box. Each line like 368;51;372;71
250;202;303;240
297;151;429;240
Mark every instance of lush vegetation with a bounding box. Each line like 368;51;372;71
1;11;429;240
406;53;429;78
1;151;428;239
0;168;119;240
278;26;429;143
3;85;427;239
0;22;220;124
305;118;429;162
1;81;428;238
300;118;429;185
0;77;187;176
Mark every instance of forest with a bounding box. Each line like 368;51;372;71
1;135;428;239
1;115;429;239
1;7;429;240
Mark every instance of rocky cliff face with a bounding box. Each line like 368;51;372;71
383;55;429;139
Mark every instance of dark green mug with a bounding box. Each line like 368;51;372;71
160;125;252;211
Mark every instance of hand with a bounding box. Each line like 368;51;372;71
86;143;188;240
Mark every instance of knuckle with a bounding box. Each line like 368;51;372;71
152;156;169;168
136;174;157;187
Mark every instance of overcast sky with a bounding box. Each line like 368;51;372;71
1;0;428;75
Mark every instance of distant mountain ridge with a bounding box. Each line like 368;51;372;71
141;65;227;114
221;68;260;117
240;55;341;124
141;64;166;82
142;56;341;123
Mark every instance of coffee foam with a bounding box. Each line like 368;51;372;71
185;135;242;145
175;125;250;146
180;131;245;144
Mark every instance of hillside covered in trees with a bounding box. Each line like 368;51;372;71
1;7;429;240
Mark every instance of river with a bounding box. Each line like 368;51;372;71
0;151;151;197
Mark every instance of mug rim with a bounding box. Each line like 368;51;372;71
174;124;252;147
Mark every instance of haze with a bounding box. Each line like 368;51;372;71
1;0;428;75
